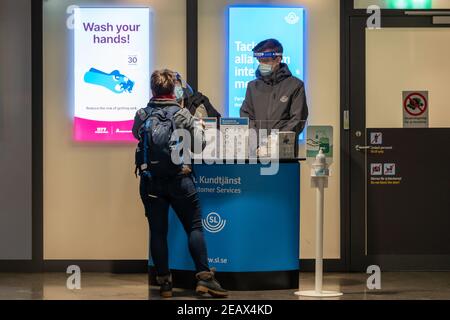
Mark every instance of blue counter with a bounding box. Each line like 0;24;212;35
149;161;301;290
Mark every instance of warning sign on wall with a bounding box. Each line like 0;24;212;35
402;91;429;128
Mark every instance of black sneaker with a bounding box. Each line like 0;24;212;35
195;268;228;298
156;274;173;298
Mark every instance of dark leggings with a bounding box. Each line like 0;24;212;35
140;174;210;276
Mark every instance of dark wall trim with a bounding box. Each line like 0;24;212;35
340;0;351;273
1;259;344;274
186;0;198;90
31;0;44;272
0;261;40;273
40;259;344;273
300;259;346;272
43;260;148;273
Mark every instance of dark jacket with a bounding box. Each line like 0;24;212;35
184;91;222;119
240;63;308;137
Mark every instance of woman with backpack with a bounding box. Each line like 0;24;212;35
132;69;228;299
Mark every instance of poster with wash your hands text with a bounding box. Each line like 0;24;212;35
74;7;151;142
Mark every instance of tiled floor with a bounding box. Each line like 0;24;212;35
0;272;449;300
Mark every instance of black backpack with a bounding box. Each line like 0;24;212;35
135;105;182;178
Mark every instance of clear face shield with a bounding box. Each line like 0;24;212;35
174;73;194;103
253;51;283;75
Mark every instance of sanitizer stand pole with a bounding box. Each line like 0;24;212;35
295;150;343;298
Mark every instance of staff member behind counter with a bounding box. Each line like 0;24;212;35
240;38;309;153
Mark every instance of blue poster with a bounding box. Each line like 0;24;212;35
227;6;305;117
150;163;300;273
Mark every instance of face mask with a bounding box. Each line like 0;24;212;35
258;63;273;76
175;85;184;101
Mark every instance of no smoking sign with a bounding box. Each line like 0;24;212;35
403;91;429;128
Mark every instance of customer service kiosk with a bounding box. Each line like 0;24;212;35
149;118;303;291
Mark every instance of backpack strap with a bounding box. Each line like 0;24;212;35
163;106;183;168
135;106;154;138
143;114;153;170
135;107;155;178
137;108;149;121
164;105;181;135
164;105;181;118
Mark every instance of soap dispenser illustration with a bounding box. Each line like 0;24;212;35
84;68;134;94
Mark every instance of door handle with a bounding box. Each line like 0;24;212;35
355;145;372;152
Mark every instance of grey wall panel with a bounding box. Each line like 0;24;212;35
0;0;32;260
